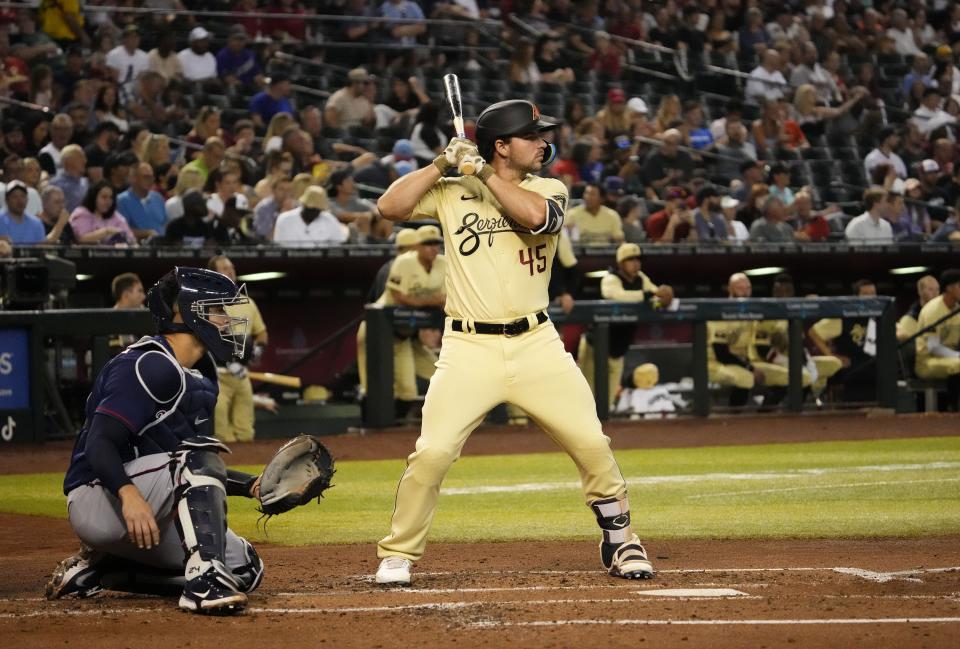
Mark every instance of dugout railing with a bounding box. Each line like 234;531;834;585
363;297;898;428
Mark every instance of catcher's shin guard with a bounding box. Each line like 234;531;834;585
175;438;230;567
590;496;654;579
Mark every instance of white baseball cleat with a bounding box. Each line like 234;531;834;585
605;534;655;580
375;557;412;585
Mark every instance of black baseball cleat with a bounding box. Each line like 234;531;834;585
178;562;248;615
45;544;104;600
603;535;655;580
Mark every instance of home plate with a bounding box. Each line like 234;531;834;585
634;589;748;598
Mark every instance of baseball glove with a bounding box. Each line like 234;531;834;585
257;435;335;518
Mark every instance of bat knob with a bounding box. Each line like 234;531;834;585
459;160;476;176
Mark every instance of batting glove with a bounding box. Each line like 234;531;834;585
434;137;476;173
226;361;248;379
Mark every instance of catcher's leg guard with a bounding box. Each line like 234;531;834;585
591;496;654;580
174;439;246;613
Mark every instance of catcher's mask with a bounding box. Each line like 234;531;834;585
147;267;249;363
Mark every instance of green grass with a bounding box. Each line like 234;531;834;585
3;436;959;546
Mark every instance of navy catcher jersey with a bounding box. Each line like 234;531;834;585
63;336;219;494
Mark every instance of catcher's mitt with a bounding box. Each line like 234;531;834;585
258;435;335;517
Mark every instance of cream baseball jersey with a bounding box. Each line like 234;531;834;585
375;250;446;306
410;174;567;321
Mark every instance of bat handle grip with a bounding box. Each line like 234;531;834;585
458;159;476;175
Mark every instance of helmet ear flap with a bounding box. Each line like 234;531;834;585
542;142;557;166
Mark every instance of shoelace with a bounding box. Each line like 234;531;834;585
383;557;409;569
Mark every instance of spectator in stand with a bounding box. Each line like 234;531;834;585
249;72;293;128
39;0;87;48
94;83;129;133
752;98;807;159
845;188;895;245
508;37;541;86
864;126;907;180
616;196;645;244
186;107;223;152
721;195;749;242
0;155;41;216
766;7;803;43
253;176;293;241
692;186;727;242
793;191;830;242
714;122;757;184
264;0;307;42
901;178;933;238
48;144;88;213
147;31;183;82
746;50;787;103
534;34;575;86
117;162;167;240
739;7;770;63
273;185;347;245
181;136;225;185
104;152;137;195
328;167;388;242
380;0;427;48
139;133;172;170
325;68;376;132
681;100;713;150
931;209;960;242
912;87;957;138
902;52;935;99
163;188;215;247
212;195;257;246
750;196;797;243
217;25;263;93
126;70;169;129
205;168;241;218
709;99;743;144
165;167;205;222
409;102;446;163
767;163;798;211
69;180;137;246
653;94;681;134
897;275;940;342
37;185;74;244
178;27;218;83
589;32;622;79
649;6;679;49
930;141;954;179
566;183;624;244
106;25;149;100
887;9;923;56
38;113;73;175
83;122;121;185
376;73;429;131
645;186;694;243
596;88;632;137
792;83;868;140
0;181;44;244
641;129;695;200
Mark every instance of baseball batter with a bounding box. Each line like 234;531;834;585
373;99;653;585
45;268;265;615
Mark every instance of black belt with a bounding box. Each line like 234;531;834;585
451;311;548;336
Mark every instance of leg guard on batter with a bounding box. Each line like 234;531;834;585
590;496;654;580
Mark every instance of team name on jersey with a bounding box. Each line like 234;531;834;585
454;211;527;256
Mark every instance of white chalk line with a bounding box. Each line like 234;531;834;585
442;461;960;496
687;477;960;500
468;616;960;629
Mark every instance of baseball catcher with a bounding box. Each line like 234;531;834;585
45;267;333;615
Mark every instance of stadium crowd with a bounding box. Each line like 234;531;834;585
0;1;959;250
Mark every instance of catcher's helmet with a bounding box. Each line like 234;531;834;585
147;267;250;362
475;99;559;159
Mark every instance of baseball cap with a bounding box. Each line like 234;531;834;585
122;24;140;37
189;26;211;42
616;242;641;264
225;194;251;213
627;97;648;114
720;195;739;209
416;224;443;245
604;175;625;195
392;139;414;160
348;67;371;83
300;186;329;210
269;71;290;86
904;178;921;192
4;179;27;197
607;88;627;104
395;228;419;248
394;160;415;177
229;25;248;39
921;159;941;173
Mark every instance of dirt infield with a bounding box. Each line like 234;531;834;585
1;413;959;647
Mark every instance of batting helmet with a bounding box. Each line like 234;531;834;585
147;267;250;363
475;99;559;161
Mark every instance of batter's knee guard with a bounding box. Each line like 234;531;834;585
175;437;231;572
590;496;654;579
231;538;264;593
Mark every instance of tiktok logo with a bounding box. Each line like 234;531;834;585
1;415;15;442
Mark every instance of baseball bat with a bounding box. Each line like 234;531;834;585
442;73;475;176
248;371;302;389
